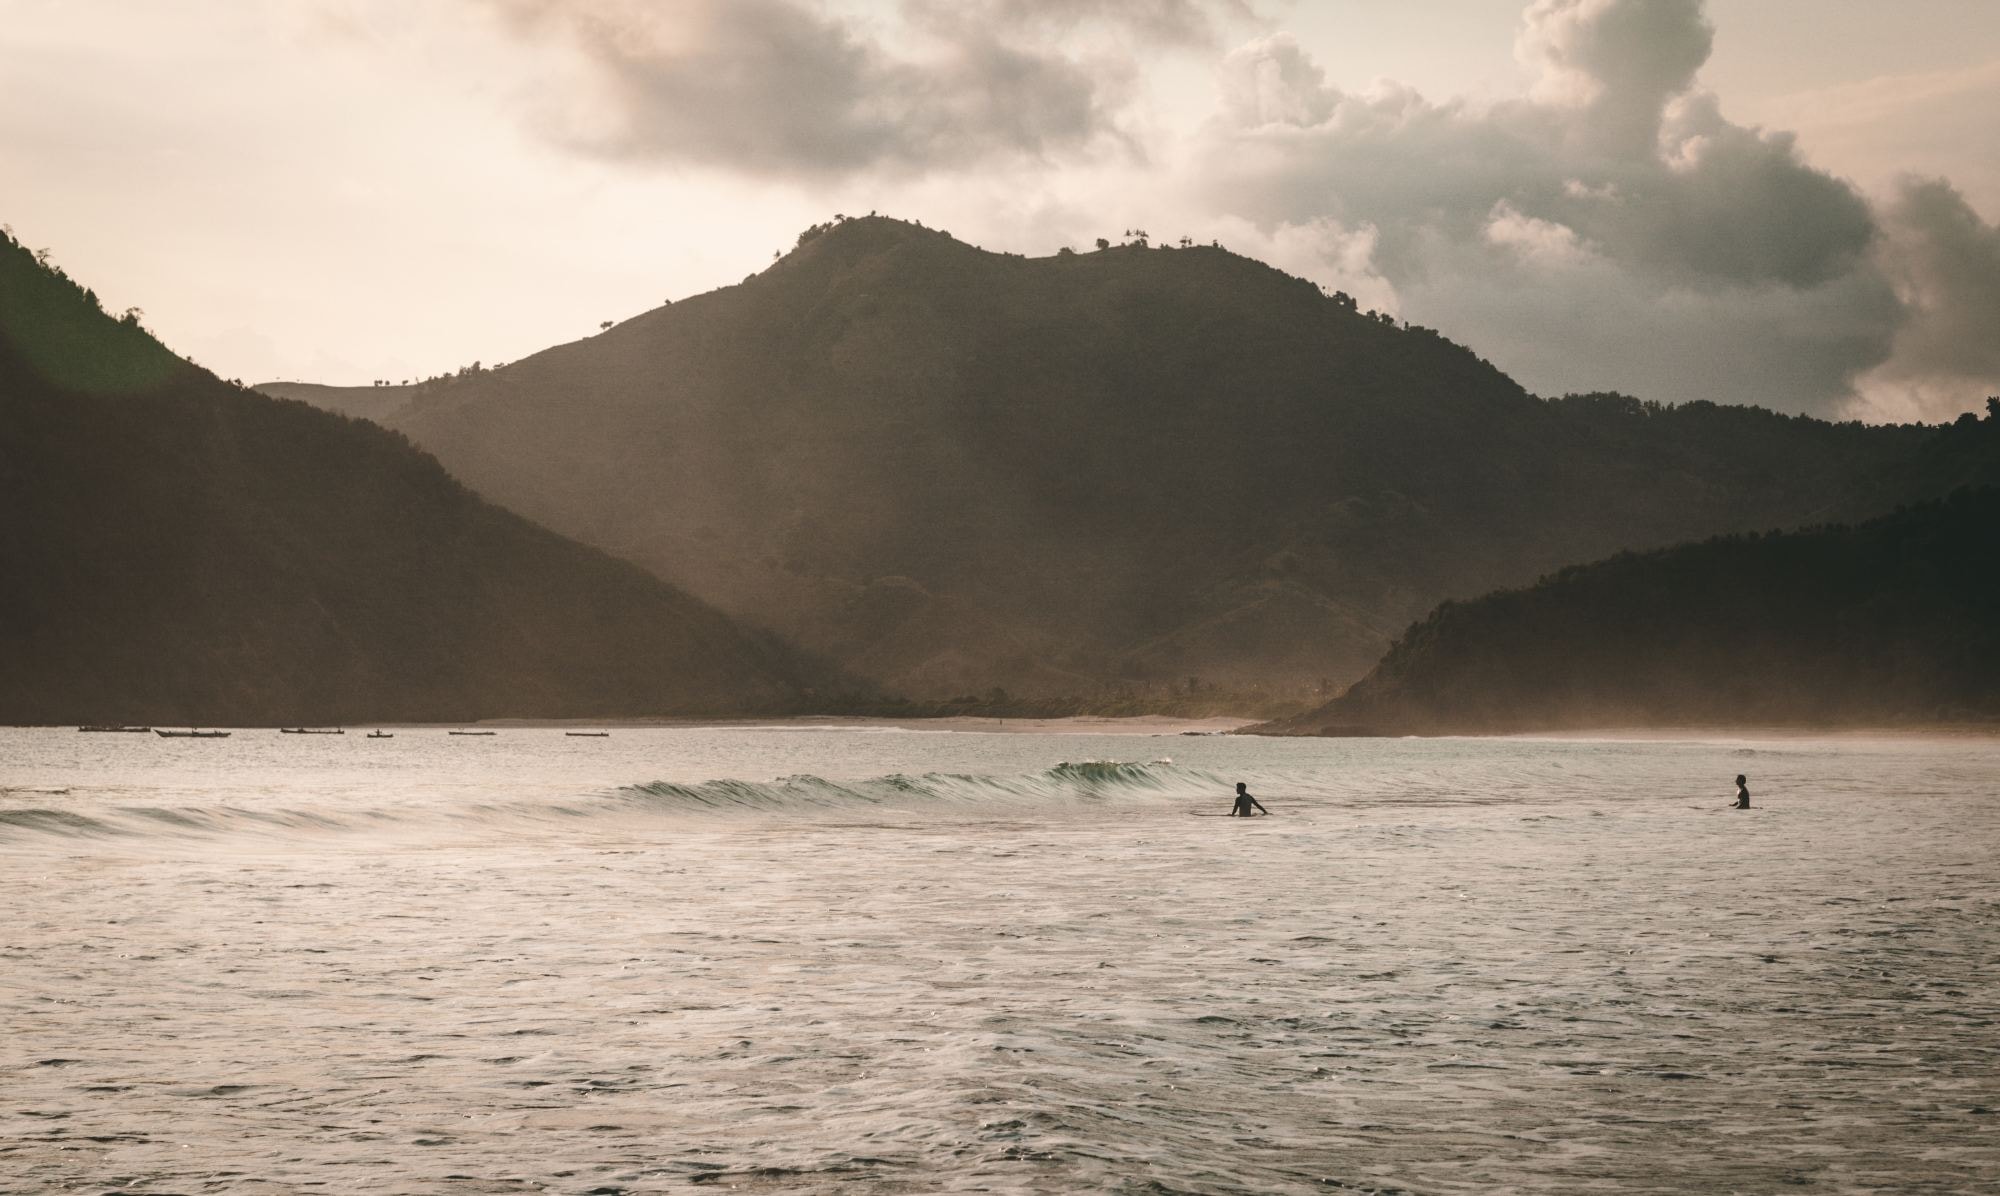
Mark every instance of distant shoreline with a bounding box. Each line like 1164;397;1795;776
1491;724;2000;743
20;716;1997;739
10;715;1255;736
463;714;1259;736
1253;722;2000;742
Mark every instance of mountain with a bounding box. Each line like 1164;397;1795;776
260;216;1946;700
1257;483;2000;735
0;227;835;725
256;380;419;425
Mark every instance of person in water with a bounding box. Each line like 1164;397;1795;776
1231;782;1271;817
1733;774;1751;809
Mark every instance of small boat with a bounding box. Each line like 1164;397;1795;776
366;730;394;739
448;730;497;736
156;728;230;739
78;725;150;733
280;727;345;735
565;731;611;737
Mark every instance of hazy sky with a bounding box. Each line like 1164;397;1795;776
4;0;1997;420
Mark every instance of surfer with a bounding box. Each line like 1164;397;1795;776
1733;774;1750;809
1231;782;1270;817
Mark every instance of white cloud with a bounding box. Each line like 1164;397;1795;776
1518;0;1712;154
1185;0;1974;415
1217;32;1337;127
1484;200;1593;267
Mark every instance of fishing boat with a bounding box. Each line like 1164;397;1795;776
565;731;611;737
156;729;230;739
78;725;150;733
280;727;344;735
448;730;497;736
366;730;394;739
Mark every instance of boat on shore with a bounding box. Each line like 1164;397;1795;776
78;725;150;733
280;727;344;735
156;729;230;739
565;731;611;737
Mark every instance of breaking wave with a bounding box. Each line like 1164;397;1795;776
0;760;1231;845
616;759;1221;814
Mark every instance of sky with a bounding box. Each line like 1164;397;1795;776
3;0;1997;422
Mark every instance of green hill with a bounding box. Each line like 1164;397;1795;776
0;227;835;725
262;216;1947;702
1258;480;2000;735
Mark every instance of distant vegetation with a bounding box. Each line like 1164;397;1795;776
260;215;1978;710
848;680;1314;722
0;226;843;725
1260;481;2000;735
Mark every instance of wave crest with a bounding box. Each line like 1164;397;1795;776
618;759;1215;814
0;761;1225;845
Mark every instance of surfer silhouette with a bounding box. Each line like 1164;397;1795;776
1231;782;1270;817
1733;774;1750;809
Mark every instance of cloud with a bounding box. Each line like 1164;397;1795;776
1186;0;1972;416
1750;58;2000;216
1484;200;1592;268
449;0;1995;418
929;0;1256;48
1851;177;2000;421
1216;31;1337;127
471;0;1252;179
1518;0;1710;153
1205;213;1398;312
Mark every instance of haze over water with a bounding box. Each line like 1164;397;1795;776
4;726;1997;1193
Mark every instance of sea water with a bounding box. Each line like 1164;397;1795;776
2;725;1996;1194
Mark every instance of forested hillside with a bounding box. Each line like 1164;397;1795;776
1259;483;2000;734
264;216;1951;700
0;228;836;725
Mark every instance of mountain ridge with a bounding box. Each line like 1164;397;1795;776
1;225;840;725
260;215;1948;701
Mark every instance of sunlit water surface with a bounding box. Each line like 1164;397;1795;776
3;725;1997;1194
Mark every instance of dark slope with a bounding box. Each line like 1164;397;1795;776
0;228;832;725
1828;398;2000;517
1259;483;2000;735
258;380;419;425
265;217;1933;698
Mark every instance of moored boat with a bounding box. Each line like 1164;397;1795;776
280;727;345;735
78;725;150;733
155;728;230;738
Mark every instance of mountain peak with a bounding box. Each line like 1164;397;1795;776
783;213;953;260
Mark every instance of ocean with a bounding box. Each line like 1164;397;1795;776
3;724;1996;1194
